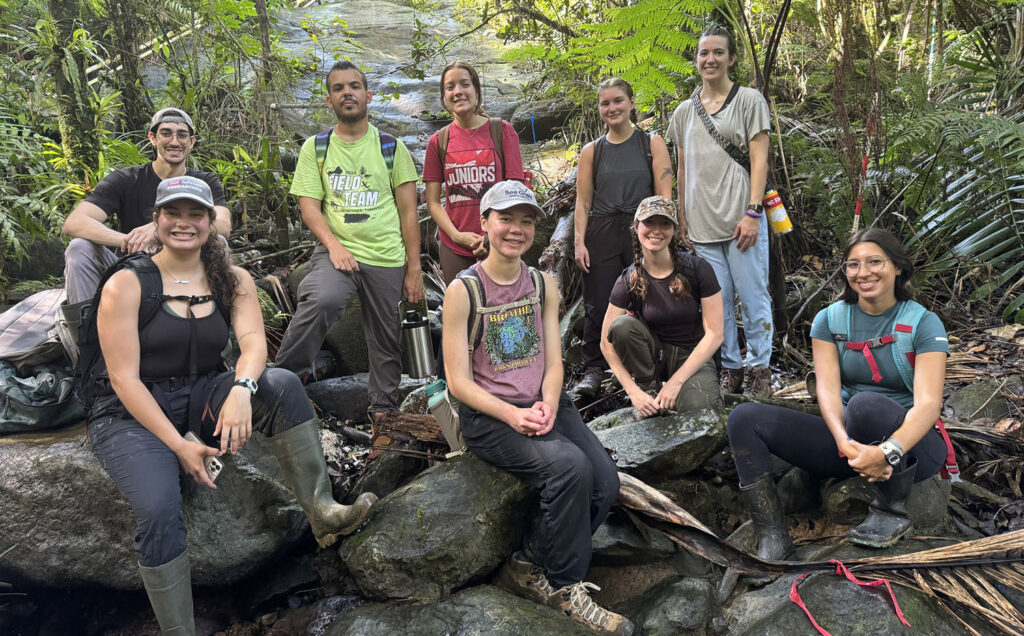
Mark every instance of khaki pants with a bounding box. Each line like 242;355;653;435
607;313;722;411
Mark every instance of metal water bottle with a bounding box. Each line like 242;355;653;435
764;189;793;235
400;305;435;379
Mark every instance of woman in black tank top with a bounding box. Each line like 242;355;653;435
571;78;673;400
89;176;378;634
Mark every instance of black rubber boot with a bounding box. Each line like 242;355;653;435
847;462;917;548
574;366;603;400
740;476;795;560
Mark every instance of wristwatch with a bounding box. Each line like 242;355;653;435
233;377;258;395
746;203;765;215
878;439;903;467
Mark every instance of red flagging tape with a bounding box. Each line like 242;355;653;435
789;559;911;635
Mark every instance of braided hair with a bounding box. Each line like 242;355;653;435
627;231;692;301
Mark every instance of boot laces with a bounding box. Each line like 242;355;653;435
530;570;557;596
563;581;610;625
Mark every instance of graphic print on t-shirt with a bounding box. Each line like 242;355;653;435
445;148;497;204
483;303;540;371
326;166;379;221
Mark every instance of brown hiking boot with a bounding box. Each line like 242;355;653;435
720;367;744;394
747;366;773;399
549;581;634;635
494;551;557;605
574;366;603;400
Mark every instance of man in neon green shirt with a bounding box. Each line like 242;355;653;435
277;61;425;418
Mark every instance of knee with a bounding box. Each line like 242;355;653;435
546;445;593;491
727;402;761;441
608;314;644;345
845;392;896;438
259;366;303;396
64;237;99;264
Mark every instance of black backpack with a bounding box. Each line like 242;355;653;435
74;252;229;413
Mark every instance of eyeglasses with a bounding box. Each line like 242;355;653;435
156;129;193;142
842;256;889;275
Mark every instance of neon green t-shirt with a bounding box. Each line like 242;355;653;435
290;124;418;267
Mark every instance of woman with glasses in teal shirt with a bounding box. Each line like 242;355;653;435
726;228;952;560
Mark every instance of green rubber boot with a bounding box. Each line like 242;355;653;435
273;419;378;547
138;551;195;635
847;462;916;548
741;476;795;560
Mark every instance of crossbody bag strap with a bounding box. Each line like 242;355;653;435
689;86;750;172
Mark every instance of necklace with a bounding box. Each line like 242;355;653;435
161;264;202;285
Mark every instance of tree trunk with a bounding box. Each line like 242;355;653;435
108;0;152;134
45;0;100;182
253;0;289;250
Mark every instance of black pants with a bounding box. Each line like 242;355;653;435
461;393;619;588
727;391;947;487
89;367;313;567
581;213;634;368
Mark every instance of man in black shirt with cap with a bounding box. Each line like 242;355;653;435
61;108;231;305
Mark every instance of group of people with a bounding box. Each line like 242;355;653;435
62;24;953;636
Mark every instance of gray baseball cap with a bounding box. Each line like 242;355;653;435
149;107;195;134
634;195;678;225
154;176;214;209
480;180;545;217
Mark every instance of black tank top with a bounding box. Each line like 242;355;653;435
592;131;654;216
138;301;229;380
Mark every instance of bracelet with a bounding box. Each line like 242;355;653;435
885;437;905;454
744;210;763;219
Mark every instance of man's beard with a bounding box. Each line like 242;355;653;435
335;103;367;124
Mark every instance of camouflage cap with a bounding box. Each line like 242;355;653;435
633;195;678;225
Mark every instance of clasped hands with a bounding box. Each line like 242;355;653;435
509;401;556;437
840;438;894;483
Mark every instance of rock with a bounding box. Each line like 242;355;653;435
821;473;951;530
285;261;368;375
4;236;66;283
239;554;320;617
592;510;678;564
511;98;574;142
946;377;1016;422
595;409;727;480
338;454;537;601
638;577;721;636
324;585;592;635
0;425;307;590
588;406;643;432
342;451;426;505
266;595;364;636
722;540;993;635
305;374;425;423
399;384;429;413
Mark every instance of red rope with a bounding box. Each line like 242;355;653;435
790;559;911;634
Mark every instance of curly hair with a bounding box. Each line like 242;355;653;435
153;206;238;315
628;230;691;301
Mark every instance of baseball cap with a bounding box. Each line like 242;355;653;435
634;196;678;225
154;176;215;209
149;108;195;134
480;180;545;217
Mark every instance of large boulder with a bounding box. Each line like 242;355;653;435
945;377;1019;422
510;98;574;142
637;577;723;636
0;424;307;590
821;472;951;531
325;585;592;635
338;454;537;601
595;409;727;480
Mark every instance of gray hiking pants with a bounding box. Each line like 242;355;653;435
64;238;119;305
275;244;404;409
607;314;722;412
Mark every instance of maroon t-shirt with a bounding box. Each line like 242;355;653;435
608;253;721;349
423;120;524;257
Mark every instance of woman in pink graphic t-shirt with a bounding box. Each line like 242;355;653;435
424;60;525;285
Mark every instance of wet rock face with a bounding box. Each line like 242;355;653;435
638;577;723;636
324;585;592;635
945;377;1018;422
0;425;307;590
305;374;423;423
338;454;537;602
595;409;728;480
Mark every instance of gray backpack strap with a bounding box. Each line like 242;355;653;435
457;268;486;354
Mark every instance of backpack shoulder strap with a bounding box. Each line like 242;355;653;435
378;130;398;191
456;268;486;352
528;266;545;308
436;123;452;175
123;253;166;329
489;118;505;180
638;129;654;184
314;128;333;214
591;135;607;188
891;300;927;392
826;301;851;356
